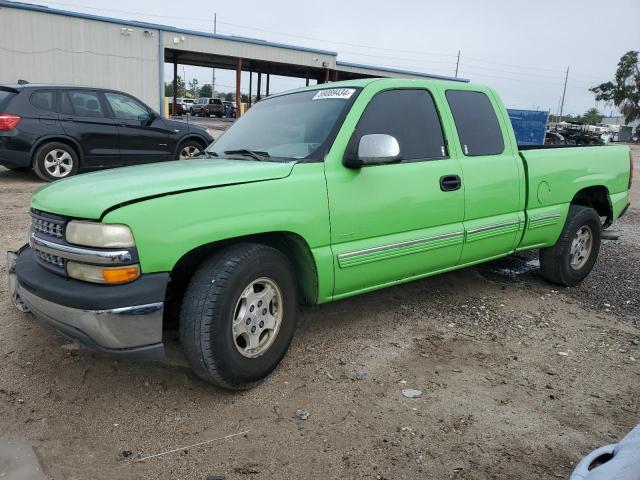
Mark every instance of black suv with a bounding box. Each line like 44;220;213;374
0;84;213;181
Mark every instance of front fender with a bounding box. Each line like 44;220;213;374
102;163;334;300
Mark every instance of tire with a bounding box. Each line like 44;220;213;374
179;243;298;389
189;108;194;116
539;205;602;286
33;142;79;182
176;139;205;160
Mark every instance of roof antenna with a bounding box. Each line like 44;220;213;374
17;79;30;85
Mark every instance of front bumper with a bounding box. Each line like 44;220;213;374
8;246;169;359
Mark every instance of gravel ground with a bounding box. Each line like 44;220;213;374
0;145;638;480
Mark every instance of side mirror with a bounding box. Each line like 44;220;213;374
345;134;401;168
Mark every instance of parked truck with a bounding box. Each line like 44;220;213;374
8;78;632;390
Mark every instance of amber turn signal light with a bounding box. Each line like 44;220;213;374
102;266;141;284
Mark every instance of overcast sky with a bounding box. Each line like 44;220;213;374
33;0;640;116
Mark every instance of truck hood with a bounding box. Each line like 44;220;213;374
31;159;295;219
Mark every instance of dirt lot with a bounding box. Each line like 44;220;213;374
0;146;639;480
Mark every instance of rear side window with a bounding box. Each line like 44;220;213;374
355;89;447;161
446;90;504;156
59;91;74;115
0;90;17;110
68;91;105;118
30;91;57;111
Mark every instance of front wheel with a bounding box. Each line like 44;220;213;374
176;140;204;160
539;205;602;286
179;243;298;389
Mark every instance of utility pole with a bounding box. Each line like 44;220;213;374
455;50;460;78
558;66;569;121
211;13;217;95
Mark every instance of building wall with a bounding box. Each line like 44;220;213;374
0;7;161;109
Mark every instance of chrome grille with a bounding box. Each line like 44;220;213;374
31;215;64;238
33;248;65;268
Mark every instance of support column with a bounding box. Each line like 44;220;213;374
257;73;262;101
266;74;270;96
305;69;310;87
324;68;330;83
235;58;242;118
172;61;178;117
248;71;253;107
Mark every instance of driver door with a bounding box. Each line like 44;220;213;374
102;91;172;164
325;88;465;298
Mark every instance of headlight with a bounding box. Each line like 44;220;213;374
67;262;140;284
66;221;135;248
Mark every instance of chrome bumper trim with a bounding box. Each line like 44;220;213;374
30;232;132;265
13;281;163;350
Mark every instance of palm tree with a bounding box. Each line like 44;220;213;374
583;108;602;125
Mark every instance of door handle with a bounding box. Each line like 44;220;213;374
440;175;462;192
60;116;73;121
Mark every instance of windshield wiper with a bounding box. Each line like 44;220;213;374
199;151;218;158
224;149;269;161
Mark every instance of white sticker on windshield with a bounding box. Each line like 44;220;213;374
312;88;356;100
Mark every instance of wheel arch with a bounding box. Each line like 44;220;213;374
570;185;613;227
164;231;319;326
30;135;83;167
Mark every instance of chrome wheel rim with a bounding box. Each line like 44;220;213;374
232;277;283;358
569;225;593;270
43;149;73;178
179;145;200;160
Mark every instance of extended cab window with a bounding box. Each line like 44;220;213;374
68;91;105;118
355;89;447;161
446;90;504;156
30;91;57;111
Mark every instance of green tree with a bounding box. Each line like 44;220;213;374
200;84;212;97
241;93;249;103
583;108;602;125
188;78;200;98
224;92;233;101
164;75;186;97
590;50;640;124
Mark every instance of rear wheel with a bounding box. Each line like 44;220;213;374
179;243;298;389
539;205;602;286
33;142;79;182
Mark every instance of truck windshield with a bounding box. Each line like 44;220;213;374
207;88;360;160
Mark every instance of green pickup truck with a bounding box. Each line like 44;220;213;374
8;78;632;390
